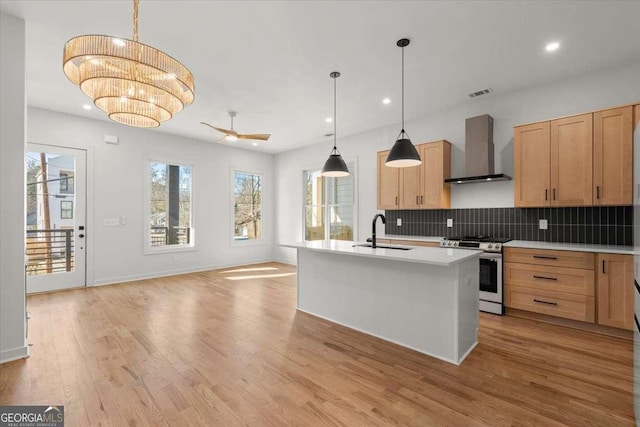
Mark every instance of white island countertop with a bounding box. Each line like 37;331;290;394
280;240;480;266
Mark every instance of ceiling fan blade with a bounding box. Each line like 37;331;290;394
237;133;271;141
200;122;238;136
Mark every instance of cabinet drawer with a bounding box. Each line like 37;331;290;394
504;248;594;270
388;239;440;248
505;285;595;322
504;262;594;296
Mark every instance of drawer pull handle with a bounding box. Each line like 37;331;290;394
533;255;557;260
533;299;558;306
533;275;557;281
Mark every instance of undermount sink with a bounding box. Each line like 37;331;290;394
352;244;413;251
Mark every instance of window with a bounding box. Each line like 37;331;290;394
59;171;73;193
60;201;73;219
304;161;356;242
147;161;193;250
233;171;263;242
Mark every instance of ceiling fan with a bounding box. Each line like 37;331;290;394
201;111;271;142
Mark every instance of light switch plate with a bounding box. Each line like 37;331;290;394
103;218;119;226
539;219;548;230
397;218;402;226
447;218;453;228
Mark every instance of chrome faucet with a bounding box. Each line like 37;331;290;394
371;214;386;248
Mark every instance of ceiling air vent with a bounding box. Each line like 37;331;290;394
468;88;493;98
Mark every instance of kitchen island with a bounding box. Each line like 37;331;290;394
280;240;481;365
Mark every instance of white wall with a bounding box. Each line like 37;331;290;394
28;107;275;286
0;13;29;363
275;61;640;264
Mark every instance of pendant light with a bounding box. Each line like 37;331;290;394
321;71;350;177
385;38;421;167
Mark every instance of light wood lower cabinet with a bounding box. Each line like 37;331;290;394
506;287;595;323
505;248;634;331
596;253;634;330
504;247;595;323
504;263;594;296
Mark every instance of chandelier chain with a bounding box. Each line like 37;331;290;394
133;0;139;42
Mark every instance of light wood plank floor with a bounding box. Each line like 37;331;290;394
0;262;634;426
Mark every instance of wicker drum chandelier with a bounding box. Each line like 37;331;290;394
62;0;195;128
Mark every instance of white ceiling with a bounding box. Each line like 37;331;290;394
2;1;640;153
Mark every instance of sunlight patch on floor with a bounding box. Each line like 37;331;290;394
220;266;279;274
226;272;296;281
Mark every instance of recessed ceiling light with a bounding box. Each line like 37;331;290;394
82;104;92;110
382;98;391;105
325;117;333;123
251;142;258;146
545;41;560;52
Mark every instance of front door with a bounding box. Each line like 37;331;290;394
25;144;86;293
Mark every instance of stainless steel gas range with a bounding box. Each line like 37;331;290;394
440;236;512;315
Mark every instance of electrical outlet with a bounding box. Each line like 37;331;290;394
539;219;548;230
446;218;453;228
103;218;119;226
397;218;402;226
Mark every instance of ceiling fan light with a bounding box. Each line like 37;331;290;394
321;153;350;177
225;134;238;142
386;137;422;167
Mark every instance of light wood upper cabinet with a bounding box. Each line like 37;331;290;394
377;151;399;209
420;141;451;209
399;165;421;209
593;106;633;206
550;113;593;206
514;121;551;207
377;141;451;210
596;253;633;331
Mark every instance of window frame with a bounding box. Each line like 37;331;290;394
302;158;358;243
230;169;266;247
60;200;73;219
143;158;196;255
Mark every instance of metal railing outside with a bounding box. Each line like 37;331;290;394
150;226;190;246
26;229;74;275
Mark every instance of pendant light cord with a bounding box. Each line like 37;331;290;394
401;44;404;133
133;0;139;42
333;75;337;152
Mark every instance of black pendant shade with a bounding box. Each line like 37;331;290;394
321;71;350;177
385;38;421;168
321;151;349;177
386;133;421;168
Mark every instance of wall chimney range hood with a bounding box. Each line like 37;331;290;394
445;114;511;184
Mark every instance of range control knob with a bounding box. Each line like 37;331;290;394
488;243;494;249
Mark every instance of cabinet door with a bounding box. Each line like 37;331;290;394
597;253;634;330
550;113;593;206
420;141;451;209
514;122;551;207
593;106;633;206
399;165;421;209
377;151;399;209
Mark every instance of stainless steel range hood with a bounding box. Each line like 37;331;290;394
445;114;511;184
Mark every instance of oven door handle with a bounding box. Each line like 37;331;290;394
480;253;503;260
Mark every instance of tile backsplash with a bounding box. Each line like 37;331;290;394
384;206;633;246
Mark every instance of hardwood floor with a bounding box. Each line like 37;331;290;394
0;262;634;426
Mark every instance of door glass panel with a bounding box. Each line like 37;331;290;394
328;172;354;241
26;151;76;275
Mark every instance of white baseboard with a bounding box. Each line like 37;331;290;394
0;345;30;364
92;258;287;287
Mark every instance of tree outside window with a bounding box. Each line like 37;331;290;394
233;171;262;241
